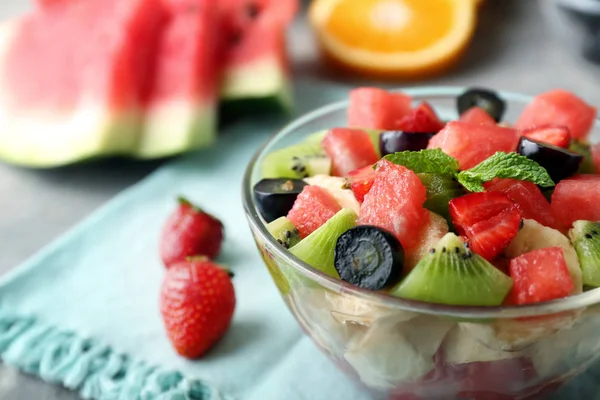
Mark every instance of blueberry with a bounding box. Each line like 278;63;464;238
457;88;506;122
253;178;308;223
518;137;584;183
379;131;436;156
334;226;404;290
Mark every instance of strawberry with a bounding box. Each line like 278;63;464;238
458;106;496;125
397;102;445;133
347;164;376;203
520;125;571;148
160;257;236;359
449;192;523;261
160;197;224;268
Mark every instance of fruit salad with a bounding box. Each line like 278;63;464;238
254;87;599;307
250;87;600;397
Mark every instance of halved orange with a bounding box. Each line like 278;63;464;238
309;0;478;79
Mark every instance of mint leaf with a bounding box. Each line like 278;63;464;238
383;149;459;177
457;152;555;192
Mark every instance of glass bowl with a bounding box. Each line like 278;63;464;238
242;87;600;399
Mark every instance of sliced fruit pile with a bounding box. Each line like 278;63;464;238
0;0;297;167
159;197;235;359
254;86;600;307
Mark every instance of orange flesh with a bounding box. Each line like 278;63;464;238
325;0;454;53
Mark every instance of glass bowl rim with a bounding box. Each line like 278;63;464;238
242;85;600;319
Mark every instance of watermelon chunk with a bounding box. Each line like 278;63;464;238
551;175;600;228
427;121;520;170
520;125;571;149
0;0;167;167
515;90;597;141
321;128;379;177
137;0;219;158
485;178;561;231
459;107;496;125
397;102;445;133
358;159;429;249
592;142;600;173
219;1;297;112
347;165;376;203
287;185;341;238
506;247;574;305
348;87;412;130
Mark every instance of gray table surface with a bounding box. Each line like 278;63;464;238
1;1;600;399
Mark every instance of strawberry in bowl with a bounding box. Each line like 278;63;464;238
243;86;600;399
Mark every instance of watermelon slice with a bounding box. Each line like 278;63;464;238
137;0;219;158
0;0;167;167
348;87;412;130
287;185;341;238
551;175;600;228
506;247;574;305
358;159;429;249
458;107;496;125
427;121;520;170
515;90;597;141
219;0;297;113
321;128;379;177
520;125;571;149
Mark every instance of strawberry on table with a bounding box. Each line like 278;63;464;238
449;191;523;261
160;257;236;358
160;197;224;267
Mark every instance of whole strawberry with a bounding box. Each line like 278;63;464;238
160;197;224;268
160;258;236;359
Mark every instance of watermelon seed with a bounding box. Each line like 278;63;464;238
429;248;435;254
586;233;593;239
245;2;260;19
455;247;460;254
442;247;447;253
519;219;525;230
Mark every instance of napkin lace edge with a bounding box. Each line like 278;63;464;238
0;312;234;400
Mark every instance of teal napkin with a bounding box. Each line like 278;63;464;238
0;79;374;400
0;79;596;400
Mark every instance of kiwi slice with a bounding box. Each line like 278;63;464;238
290;208;357;278
417;173;463;222
390;233;513;306
267;217;301;249
261;141;331;179
305;130;327;144
569;220;600;287
569;140;596;174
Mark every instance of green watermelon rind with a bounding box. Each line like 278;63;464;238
133;102;216;159
220;56;292;113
